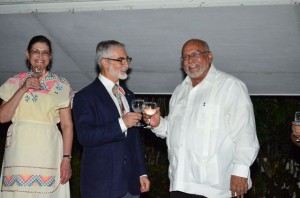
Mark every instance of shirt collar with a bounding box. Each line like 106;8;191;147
98;74;119;90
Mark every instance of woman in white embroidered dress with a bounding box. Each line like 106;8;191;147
0;35;73;198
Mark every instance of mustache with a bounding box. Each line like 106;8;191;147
120;66;128;72
187;63;197;68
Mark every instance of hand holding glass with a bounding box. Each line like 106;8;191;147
131;99;145;127
144;102;157;129
295;112;300;143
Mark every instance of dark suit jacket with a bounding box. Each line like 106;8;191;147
72;78;147;198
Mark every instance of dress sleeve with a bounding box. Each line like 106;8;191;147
55;76;74;109
0;75;21;102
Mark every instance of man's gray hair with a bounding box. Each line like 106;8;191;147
96;40;125;69
182;39;210;52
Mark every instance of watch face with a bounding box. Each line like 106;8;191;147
63;155;72;159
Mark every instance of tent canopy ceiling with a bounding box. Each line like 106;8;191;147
0;0;299;95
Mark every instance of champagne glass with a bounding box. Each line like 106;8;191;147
295;112;300;143
143;102;157;129
131;99;145;127
32;65;42;79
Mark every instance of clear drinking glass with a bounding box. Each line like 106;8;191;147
295;112;300;143
32;66;42;79
131;99;145;127
143;102;157;129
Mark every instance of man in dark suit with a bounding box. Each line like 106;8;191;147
73;40;150;198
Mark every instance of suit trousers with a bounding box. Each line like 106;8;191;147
121;192;139;198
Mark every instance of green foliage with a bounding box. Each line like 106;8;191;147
70;153;81;198
139;95;171;198
141;130;170;198
249;97;300;197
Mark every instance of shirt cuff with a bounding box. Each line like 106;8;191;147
151;117;167;138
231;164;249;178
118;118;128;133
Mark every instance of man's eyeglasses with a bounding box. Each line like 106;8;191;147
181;51;208;61
30;49;51;57
103;56;132;64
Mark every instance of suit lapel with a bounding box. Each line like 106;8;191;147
93;78;120;116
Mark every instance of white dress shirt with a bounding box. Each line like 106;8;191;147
99;74;129;133
152;64;260;197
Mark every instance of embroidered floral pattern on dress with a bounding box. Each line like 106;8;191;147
55;83;63;91
31;93;38;102
14;72;71;92
6;72;73;103
24;95;30;103
2;174;55;187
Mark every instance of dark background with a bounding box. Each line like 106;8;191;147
1;95;300;197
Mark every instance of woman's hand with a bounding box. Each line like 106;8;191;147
23;77;40;91
0;76;40;123
291;122;300;146
60;158;72;184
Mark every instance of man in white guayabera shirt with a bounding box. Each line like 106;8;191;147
143;39;259;198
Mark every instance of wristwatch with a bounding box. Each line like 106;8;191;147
63;154;72;159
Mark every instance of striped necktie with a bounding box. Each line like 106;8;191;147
112;84;125;115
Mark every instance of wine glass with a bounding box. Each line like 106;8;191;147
143;102;157;129
295;112;300;143
32;66;42;79
131;99;145;127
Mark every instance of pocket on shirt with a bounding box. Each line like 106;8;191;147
191;153;219;186
196;104;221;130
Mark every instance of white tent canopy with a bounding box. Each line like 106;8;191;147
0;0;299;95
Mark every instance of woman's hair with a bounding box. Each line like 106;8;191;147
26;35;52;70
95;40;125;70
27;35;52;53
